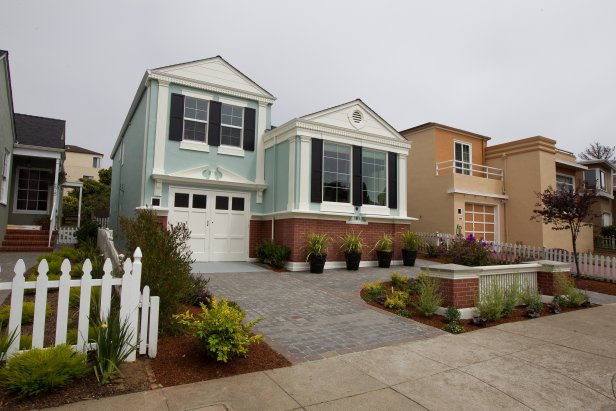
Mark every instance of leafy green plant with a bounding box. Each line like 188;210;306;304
121;209;195;332
445;234;494;266
255;239;290;268
362;281;384;297
90;309;137;385
401;230;422;251
305;232;329;259
390;272;408;288
19;334;32;350
476;282;506;321
340;232;364;254
0;325;18;362
174;296;263;363
183;275;213;307
66;326;98;345
395;309;412;318
373;234;393;252
502;280;520;317
520;288;544;313
75;220;100;244
554;273;589;307
414;276;444;317
0;344;89;397
443;322;465;334
384;296;406;310
445;306;461;324
0;302;50;326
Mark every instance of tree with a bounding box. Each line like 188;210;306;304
98;167;112;185
578;142;616;162
531;184;597;276
63;167;112;218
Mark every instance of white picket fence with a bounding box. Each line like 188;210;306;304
0;248;159;360
597;236;616;249
57;226;78;244
94;217;110;229
417;232;616;281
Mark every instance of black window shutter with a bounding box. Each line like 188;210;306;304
311;139;323;203
388;152;398;209
208;101;221;146
243;107;256;151
352;145;362;206
169;93;184;141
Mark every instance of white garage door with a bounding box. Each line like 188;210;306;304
465;203;496;242
168;187;249;262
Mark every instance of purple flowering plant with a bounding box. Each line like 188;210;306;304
445;234;495;266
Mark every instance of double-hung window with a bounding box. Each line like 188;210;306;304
92;157;101;168
1;149;10;204
599;170;606;191
183;97;208;142
15;168;50;212
556;174;574;192
454;141;471;175
323;143;351;203
220;104;244;147
362;149;387;206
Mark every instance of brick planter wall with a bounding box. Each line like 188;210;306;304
248;217;409;263
537;270;571;296
436;277;479;309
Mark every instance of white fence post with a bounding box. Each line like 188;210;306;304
7;260;26;356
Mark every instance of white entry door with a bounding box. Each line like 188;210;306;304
168;187;249;262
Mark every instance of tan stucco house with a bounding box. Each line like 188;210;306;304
401;123;594;252
64;144;103;182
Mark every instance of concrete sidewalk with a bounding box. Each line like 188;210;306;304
49;304;616;411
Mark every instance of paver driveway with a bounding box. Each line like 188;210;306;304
195;260;443;362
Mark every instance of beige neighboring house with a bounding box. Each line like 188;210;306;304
64;145;103;193
578;159;615;233
401;123;594;252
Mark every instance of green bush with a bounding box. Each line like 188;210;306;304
0;325;18;362
395;309;412;318
374;234;393;252
414;276;444;317
0;344;89;397
445;306;461;324
66;326;98;345
401;230;422;251
502;281;520;317
384;296;406;310
183;276;213;307
255;240;290;268
390;272;408;288
91;310;137;385
554;273;588;307
443;323;465;334
520;288;544;313
476;282;506;321
600;225;616;238
121;209;195;332
75;220;100;244
19;334;32;350
362;281;384;297
445;234;494;266
174;296;262;362
0;302;47;326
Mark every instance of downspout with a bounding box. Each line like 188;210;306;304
502;153;508;243
271;133;277;240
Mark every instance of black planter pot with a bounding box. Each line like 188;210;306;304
376;250;392;268
344;251;362;271
309;254;327;274
402;249;418;267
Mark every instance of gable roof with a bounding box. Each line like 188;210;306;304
65;144;103;156
14;113;65;149
578;159;616;172
400;122;492;141
300;99;406;141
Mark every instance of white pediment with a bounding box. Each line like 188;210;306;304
301;100;404;141
152;56;274;99
168;165;255;186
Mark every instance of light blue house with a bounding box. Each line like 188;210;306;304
110;56;412;269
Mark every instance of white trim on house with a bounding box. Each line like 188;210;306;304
152;165;266;192
454;140;472;175
287;138;296;211
12;146;62;159
446;188;509;200
217;145;244;157
555;158;588;171
152;80;169;175
12;166;52;215
251;210;417;222
255;102;268;185
180;140;210;153
1;149;11;205
298;136;311;211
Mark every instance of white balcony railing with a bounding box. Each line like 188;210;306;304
435;160;503;180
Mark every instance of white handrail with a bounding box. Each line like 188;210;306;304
435;159;503;180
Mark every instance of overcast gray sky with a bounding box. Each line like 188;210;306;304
1;1;615;166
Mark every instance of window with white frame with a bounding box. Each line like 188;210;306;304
603;213;612;227
323;142;351;203
454;141;471;175
220;104;243;147
556;174;574;192
362;149;387;206
599;170;606;191
1;150;10;204
15;168;50;212
92;157;101;168
183;96;208;142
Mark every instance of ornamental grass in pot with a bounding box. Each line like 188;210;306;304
401;229;422;267
374;234;393;268
305;232;329;274
340;232;364;271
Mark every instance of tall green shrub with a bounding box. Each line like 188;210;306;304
121;209;194;332
414;276;444;317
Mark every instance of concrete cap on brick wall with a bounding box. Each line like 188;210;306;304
532;260;571;272
423;264;480;280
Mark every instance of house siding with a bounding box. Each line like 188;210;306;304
0;56;14;240
262;140;289;213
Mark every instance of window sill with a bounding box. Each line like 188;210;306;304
13;209;49;215
361;204;390;216
217;145;245;157
320;202;354;214
180;140;210;152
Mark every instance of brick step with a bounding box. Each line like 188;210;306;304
5;229;56;237
0;245;54;252
2;239;55;247
4;234;57;241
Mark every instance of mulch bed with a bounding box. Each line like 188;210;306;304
575;277;616;296
361;281;598;334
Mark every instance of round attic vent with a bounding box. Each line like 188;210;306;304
348;108;366;129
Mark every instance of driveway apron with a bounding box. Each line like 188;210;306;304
196;261;443;362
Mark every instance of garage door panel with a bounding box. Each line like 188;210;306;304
465;203;496;242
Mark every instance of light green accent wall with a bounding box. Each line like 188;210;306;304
0;58;14;239
263;140;289;213
109;90;147;234
142;81;159;207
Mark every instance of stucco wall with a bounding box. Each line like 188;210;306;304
64;151;103;182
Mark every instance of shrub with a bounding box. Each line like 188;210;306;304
362;281;384;297
174;297;263;362
19;334;32;350
600;225;616;238
520;288;544;313
305;232;329;259
554;273;589;307
443;323;465;334
184;276;213;307
395;309;412;318
374;234;393;252
476;282;506;321
414;277;444;317
384;296;406;310
502;281;520;317
401;230;422;251
91;310;137;385
0;325;18;362
75;220;100;244
390;272;408;288
255;239;290;268
340;232;364;254
0;302;47;326
445;234;494;266
445;306;461;324
66;326;98;345
121;209;195;332
0;344;89;397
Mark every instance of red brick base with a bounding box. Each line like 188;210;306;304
249;217;410;262
436;277;479;309
537;270;570;295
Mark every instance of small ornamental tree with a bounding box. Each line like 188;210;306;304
578;142;615;162
531;184;597;276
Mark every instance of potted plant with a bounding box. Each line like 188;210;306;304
374;234;393;268
340;232;363;271
401;229;422;266
36;215;51;231
305;232;329;274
